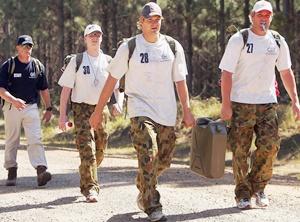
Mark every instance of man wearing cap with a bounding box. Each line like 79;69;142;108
0;35;52;187
219;0;300;209
58;24;122;202
89;2;194;221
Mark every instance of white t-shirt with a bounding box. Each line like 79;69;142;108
108;34;188;126
219;29;292;104
58;52;111;105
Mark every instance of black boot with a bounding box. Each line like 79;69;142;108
6;167;17;186
36;165;52;186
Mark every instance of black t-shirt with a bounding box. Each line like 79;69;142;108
0;57;48;104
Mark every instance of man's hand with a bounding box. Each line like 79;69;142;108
291;102;300;121
89;111;103;130
42;110;52;123
182;109;196;128
221;103;232;120
12;98;27;111
58;114;69;131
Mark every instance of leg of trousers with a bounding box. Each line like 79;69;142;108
229;103;279;199
3;103;47;169
73;103;108;196
130;117;176;214
249;104;279;193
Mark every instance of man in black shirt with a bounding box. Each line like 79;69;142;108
0;35;52;186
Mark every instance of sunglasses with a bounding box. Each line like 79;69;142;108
21;44;33;49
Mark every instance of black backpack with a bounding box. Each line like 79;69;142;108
0;57;43;108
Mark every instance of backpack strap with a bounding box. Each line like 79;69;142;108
8;57;15;75
118;37;136;93
75;53;83;73
32;58;44;76
127;37;136;64
165;35;176;56
240;29;249;49
270;30;281;48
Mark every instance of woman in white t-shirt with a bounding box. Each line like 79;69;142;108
219;0;300;210
58;24;122;203
89;3;195;222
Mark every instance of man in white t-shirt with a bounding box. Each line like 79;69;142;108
89;2;195;221
219;0;300;210
58;24;123;203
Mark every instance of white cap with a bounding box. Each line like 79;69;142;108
252;0;273;13
84;24;102;36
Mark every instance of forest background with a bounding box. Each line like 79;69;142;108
0;0;300;105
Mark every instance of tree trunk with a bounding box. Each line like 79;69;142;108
57;0;64;64
101;0;109;53
185;0;194;93
275;0;281;12
243;0;250;28
2;19;11;59
111;0;118;55
219;0;225;55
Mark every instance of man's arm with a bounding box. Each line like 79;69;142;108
175;80;195;128
220;70;233;120
58;87;72;131
40;89;52;123
0;87;27;110
280;68;300;120
89;74;118;129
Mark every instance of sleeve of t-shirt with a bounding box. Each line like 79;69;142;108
276;37;292;71
36;63;49;90
107;42;129;80
0;61;9;88
219;33;244;73
58;56;77;88
172;40;188;82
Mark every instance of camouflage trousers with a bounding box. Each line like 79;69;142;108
72;102;108;197
130;117;176;215
228;102;280;200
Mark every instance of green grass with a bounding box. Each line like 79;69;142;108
190;96;221;119
1;98;300;163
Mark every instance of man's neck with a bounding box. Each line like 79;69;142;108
142;32;160;43
87;47;100;57
250;26;267;36
17;55;31;63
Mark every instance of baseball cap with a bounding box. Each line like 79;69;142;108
84;24;103;36
141;2;162;18
16;35;34;46
252;0;273;13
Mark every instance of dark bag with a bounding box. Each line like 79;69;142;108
190;117;227;178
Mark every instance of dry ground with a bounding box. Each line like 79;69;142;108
1;143;300;222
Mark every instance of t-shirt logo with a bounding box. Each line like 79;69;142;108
13;73;22;78
266;46;276;55
161;53;171;62
29;72;36;78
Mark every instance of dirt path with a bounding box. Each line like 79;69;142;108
1;146;300;222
